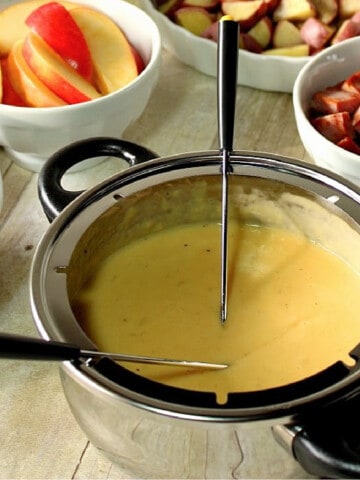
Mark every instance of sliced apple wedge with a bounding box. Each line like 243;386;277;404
248;16;273;49
7;39;66;107
312;0;338;24
130;45;146;74
0;0;77;57
22;32;101;104
339;0;360;18
158;0;182;16
273;0;316;22
239;32;263;52
26;1;93;82
221;1;268;29
0;58;27;106
174;6;214;35
70;7;139;94
272;19;302;47
331;18;360;42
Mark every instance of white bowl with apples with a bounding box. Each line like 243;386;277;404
0;0;161;172
139;0;360;93
293;36;360;186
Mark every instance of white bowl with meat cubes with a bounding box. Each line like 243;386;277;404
0;0;161;172
293;36;360;186
139;0;360;93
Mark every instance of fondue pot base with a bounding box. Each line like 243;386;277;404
60;364;312;479
31;139;360;479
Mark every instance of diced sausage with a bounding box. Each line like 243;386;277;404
311;111;354;143
342;71;360;94
310;88;360;114
337;136;360;154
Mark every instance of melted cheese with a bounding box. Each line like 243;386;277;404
72;222;360;403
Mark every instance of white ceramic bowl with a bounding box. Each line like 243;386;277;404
293;37;360;186
138;0;308;93
0;0;161;172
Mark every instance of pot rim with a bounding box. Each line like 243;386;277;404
30;149;360;423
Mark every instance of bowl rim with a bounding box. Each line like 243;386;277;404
293;36;360;168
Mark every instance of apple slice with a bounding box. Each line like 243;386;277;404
248;16;273;49
331;18;360;43
174;6;214;35
130;45;146;74
272;19;302;48
261;43;310;55
22;32;101;104
339;0;360;18
70;7;139;94
7;39;66;107
158;0;182;17
26;1;93;82
273;0;316;22
311;0;338;24
0;58;27;106
221;1;268;30
239;32;263;52
0;0;77;58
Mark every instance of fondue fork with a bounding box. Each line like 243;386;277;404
0;333;228;370
217;17;239;324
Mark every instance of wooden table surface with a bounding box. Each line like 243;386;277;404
0;33;316;479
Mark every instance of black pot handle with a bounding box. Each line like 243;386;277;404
273;400;360;479
292;424;360;478
38;137;158;222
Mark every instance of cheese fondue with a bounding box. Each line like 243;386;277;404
72;221;360;403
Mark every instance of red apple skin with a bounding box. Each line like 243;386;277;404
7;39;67;107
22;33;101;104
130;45;145;74
201;20;219;41
239;32;263;52
1;58;27;106
25;1;93;82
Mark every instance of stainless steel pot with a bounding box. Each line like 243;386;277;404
31;137;360;479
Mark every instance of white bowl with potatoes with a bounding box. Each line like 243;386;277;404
0;0;161;172
139;0;360;93
293;36;360;186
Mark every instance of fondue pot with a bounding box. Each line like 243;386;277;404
30;136;360;479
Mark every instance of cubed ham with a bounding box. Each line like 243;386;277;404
337;136;360;154
342;71;360;94
310;87;360;114
300;17;334;50
311;111;354;143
